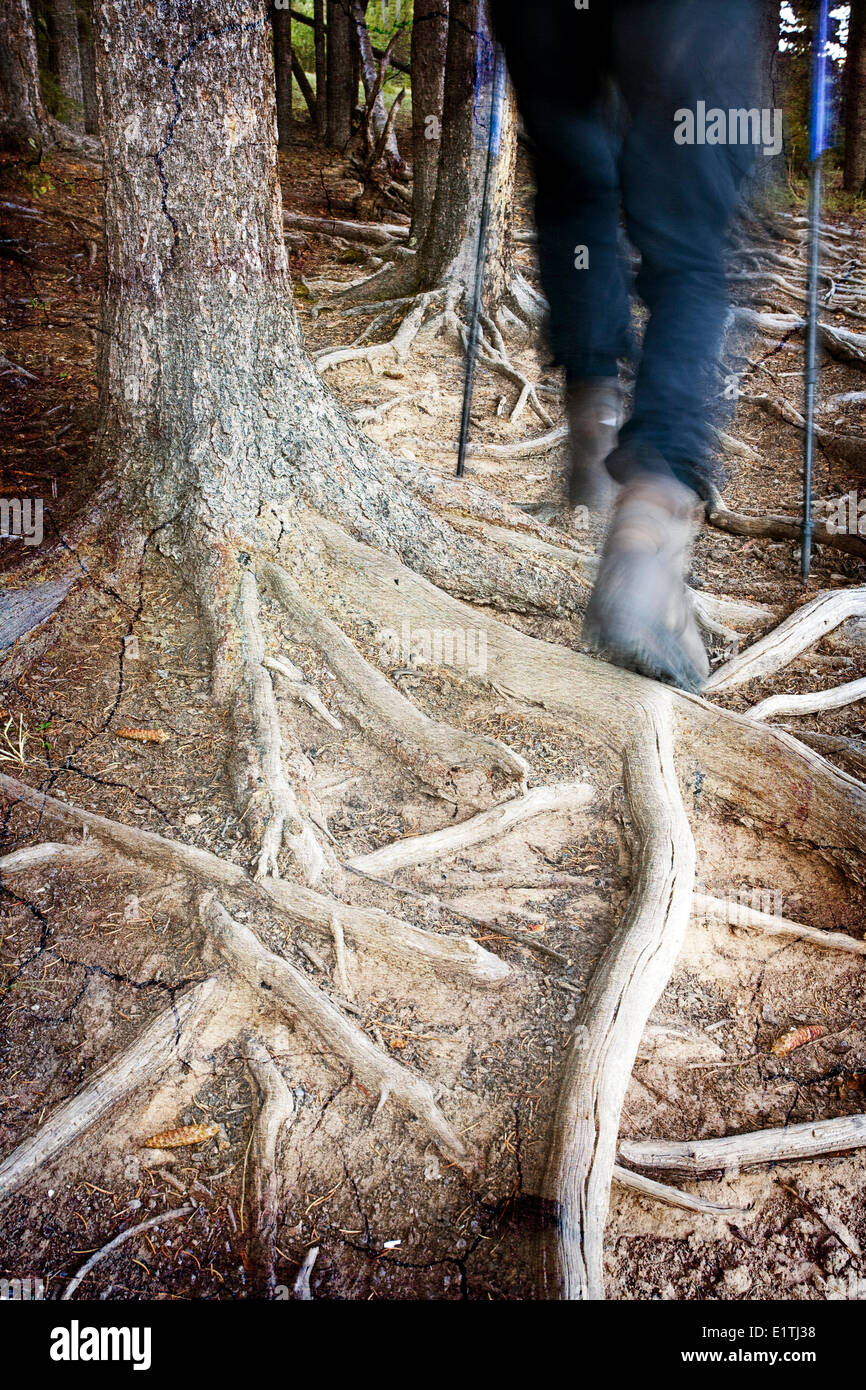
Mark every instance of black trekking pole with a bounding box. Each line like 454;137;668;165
456;40;508;478
802;0;832;582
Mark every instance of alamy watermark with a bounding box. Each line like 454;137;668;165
674;103;783;158
0;497;43;546
821;490;866;536
1;1275;44;1299
378;619;488;676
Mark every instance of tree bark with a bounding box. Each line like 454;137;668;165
844;0;866;193
76;0;99;135
326;0;354;147
350;0;401;163
413;0;515;300
0;0;51;151
409;0;448;245
314;0;327;139
50;0;85;129
749;0;782;194
272;3;293;149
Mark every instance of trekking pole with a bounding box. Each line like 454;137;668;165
802;0;832;582
456;40;508;478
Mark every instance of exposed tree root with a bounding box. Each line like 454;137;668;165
262;560;529;808
692;892;866;956
537;695;695;1300
612;1165;748;1217
619;1115;866;1178
62;1204;195;1301
346;780;595;877
706;587;866;693
782;730;866;781
0;981;215;1201
747;676;866;723
241;1031;297;1298
226;570;333;884
705;486;866;563
262;655;342;731
0;841;99;874
200;896;466;1163
0;776;510;986
306;518;866;886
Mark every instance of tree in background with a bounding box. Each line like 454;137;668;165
409;0;448;242
843;0;866;191
272;3;293;150
48;0;84;130
326;0;355;147
76;0;98;135
0;0;52;151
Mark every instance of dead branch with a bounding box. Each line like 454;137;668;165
619;1115;866;1178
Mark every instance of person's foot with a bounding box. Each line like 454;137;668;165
582;471;710;693
566;379;621;513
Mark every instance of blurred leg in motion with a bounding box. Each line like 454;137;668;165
493;0;629;513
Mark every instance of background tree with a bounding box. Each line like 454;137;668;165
843;0;866;192
326;0;354;146
48;0;85;130
409;0;448;243
0;0;51;151
75;0;98;135
314;0;328;138
272;2;293;150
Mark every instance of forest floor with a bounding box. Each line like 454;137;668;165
1;123;865;1301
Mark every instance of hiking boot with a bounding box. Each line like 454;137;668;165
566;378;621;513
582;471;710;692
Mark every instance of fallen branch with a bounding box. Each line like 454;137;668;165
619;1114;866;1177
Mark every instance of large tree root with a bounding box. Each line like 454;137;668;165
200;896;466;1163
262;560;528;807
619;1115;866;1178
0;775;510;987
0;981;215;1201
706;586;866;694
692;892;866;956
537;696;695;1300
346;780;595;877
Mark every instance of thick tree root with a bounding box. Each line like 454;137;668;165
746;676;866;723
226;570;333;885
619;1115;866;1178
706;587;866;693
262;560;529;807
346;780;595;877
0;981;215;1201
200;896;466;1163
241;1031;297;1298
537;696;695;1300
0;776;510;986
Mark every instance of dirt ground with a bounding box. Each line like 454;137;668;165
1;120;865;1301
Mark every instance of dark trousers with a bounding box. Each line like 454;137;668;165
492;0;760;494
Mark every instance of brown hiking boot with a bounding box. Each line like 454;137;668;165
582;471;710;692
566;378;621;513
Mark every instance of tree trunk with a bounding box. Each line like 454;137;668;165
76;0;99;135
0;0;51;151
50;0;85;129
350;0;401;163
747;0;782;194
413;0;515;301
314;0;327;139
409;0;448;245
272;3;293;150
844;0;866;193
326;0;354;147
